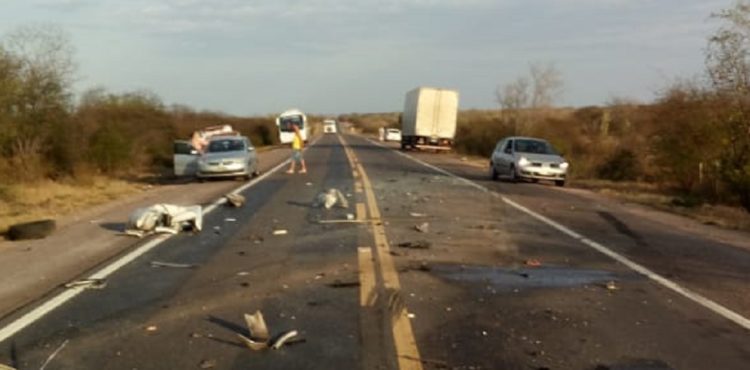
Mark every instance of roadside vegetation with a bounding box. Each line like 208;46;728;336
0;26;279;234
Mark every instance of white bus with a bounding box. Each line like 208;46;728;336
276;109;308;144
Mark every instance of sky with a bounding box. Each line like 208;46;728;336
0;0;731;115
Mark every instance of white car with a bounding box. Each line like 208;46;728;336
489;136;569;187
385;128;402;142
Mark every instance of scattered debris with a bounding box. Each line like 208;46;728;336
189;332;203;338
305;182;313;186
145;325;158;332
327;280;361;288
237;271;250;276
397;240;431;249
64;278;107;290
7;219;56;241
605;281;619;291
199;359;217;369
414;222;430;233
525;259;542;267
150;261;198;269
125;204;202;237
39;339;69;370
314;188;349;209
407;313;416;319
409;212;427;218
225;218;237;222
273;229;288;236
236;311;301;351
225;193;246;208
346;213;355;220
461;156;468;161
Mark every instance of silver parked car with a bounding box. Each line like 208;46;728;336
489;136;568;186
173;135;259;180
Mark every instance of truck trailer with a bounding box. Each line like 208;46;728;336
401;87;459;150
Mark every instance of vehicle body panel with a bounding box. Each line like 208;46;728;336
173;140;199;177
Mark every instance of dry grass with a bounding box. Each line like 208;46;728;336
0;177;140;234
573;179;750;232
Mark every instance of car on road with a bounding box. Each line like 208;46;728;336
385;128;402;142
196;135;259;180
489;136;568;186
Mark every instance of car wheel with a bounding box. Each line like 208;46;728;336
555;180;566;187
508;165;518;183
7;219;56;241
490;163;499;181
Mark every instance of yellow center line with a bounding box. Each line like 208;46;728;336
358;247;377;307
356;202;367;221
341;136;424;370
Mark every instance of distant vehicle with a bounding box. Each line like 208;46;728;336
401;87;459;150
173;128;259;180
489;136;568;187
323;119;337;134
385;128;402;142
276;109;308;144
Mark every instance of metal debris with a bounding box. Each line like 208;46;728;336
150;261;198;269
39;339;69;370
64;278;108;290
414;222;430;233
199;359;216;369
605;281;619;291
145;325;158;332
409;212;427;218
236;311;301;351
525;259;542;267
314;188;349;209
397;240;432;249
273;229;288;235
225;193;246;208
125;204;203;237
327;280;361;288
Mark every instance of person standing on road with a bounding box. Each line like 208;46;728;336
286;124;307;174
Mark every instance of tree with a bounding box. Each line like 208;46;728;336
706;1;750;211
496;62;564;134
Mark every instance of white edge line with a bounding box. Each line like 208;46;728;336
364;137;750;331
0;138;320;343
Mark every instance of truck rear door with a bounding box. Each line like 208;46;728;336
173;140;198;177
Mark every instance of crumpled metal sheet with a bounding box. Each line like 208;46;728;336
125;204;202;237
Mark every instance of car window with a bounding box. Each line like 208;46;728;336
207;139;245;153
504;140;513;154
514;139;556;155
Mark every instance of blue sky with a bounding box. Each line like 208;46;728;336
0;0;730;115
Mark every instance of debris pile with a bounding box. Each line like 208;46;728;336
124;204;202;237
314;189;349;210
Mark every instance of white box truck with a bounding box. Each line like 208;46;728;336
401;87;459;150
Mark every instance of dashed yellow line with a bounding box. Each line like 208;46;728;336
356;202;367;221
358;247;377;307
341;136;424;370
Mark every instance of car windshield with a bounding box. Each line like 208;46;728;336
514;139;556;155
207;139;245;153
278;115;304;132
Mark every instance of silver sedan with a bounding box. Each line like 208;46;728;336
489;136;569;187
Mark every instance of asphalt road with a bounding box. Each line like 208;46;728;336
1;134;749;370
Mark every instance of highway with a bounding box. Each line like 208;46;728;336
1;134;749;370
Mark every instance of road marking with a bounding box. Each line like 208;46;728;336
365;137;750;331
0;138;322;344
358;247;377;307
356;202;367;221
341;136;424;370
355;181;364;193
